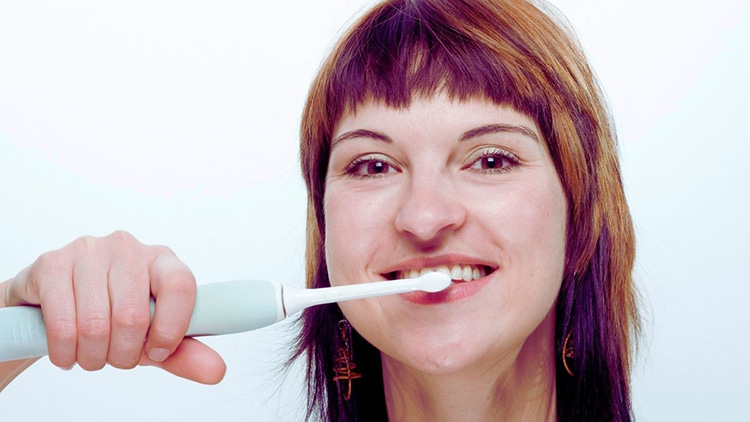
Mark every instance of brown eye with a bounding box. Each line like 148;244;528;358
467;148;520;173
346;156;400;178
366;161;389;174
480;156;501;169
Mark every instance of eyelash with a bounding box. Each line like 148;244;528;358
343;148;521;179
344;155;400;179
466;148;521;174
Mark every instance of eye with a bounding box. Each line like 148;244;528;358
345;155;400;178
466;148;520;174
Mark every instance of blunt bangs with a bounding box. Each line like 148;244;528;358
326;1;548;122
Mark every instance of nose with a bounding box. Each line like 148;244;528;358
394;173;467;243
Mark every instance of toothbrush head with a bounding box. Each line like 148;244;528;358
416;272;452;293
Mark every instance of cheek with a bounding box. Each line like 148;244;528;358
514;179;567;304
323;186;393;285
473;174;567;305
531;179;568;270
323;188;395;349
515;185;566;257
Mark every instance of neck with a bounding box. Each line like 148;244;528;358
381;311;557;422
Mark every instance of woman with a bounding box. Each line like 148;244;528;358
294;0;637;420
0;0;638;420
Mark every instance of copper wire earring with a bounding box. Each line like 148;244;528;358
562;331;576;377
562;272;578;377
333;319;362;401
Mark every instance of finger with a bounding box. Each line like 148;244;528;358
7;255;56;307
28;252;78;368
5;266;38;307
145;252;196;363
106;258;151;369
140;338;226;385
72;243;111;371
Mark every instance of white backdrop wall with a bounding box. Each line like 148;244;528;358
1;1;748;420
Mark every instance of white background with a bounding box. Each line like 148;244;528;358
1;0;748;420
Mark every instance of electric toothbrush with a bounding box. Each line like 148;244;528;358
0;272;451;362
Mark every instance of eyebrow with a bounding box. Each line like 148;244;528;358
331;129;393;149
330;123;540;148
458;124;540;144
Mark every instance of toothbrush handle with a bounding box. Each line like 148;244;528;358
0;280;284;362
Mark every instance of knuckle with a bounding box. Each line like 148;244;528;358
72;235;98;252
107;349;142;370
78;315;110;340
30;251;74;304
33;251;65;274
151;244;175;257
148;326;182;345
46;318;77;345
109;358;139;370
107;230;137;246
112;306;151;331
107;231;151;262
50;358;75;369
79;360;106;372
160;269;197;296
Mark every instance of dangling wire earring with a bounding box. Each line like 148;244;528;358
562;331;576;377
333;319;362;401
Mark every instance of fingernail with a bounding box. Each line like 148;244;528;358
148;347;170;362
61;363;76;371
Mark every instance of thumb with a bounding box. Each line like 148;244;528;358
139;337;226;385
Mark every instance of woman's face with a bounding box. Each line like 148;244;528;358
324;95;567;375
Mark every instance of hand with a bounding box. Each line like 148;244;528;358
0;231;226;384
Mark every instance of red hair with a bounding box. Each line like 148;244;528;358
294;1;639;420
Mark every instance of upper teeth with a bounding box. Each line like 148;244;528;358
398;265;486;282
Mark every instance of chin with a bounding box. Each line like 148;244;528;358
386;334;490;376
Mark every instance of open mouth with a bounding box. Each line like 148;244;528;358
383;264;496;283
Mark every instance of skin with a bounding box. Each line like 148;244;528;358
0;231;225;392
324;94;568;421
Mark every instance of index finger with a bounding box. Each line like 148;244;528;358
11;254;78;368
144;251;196;363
